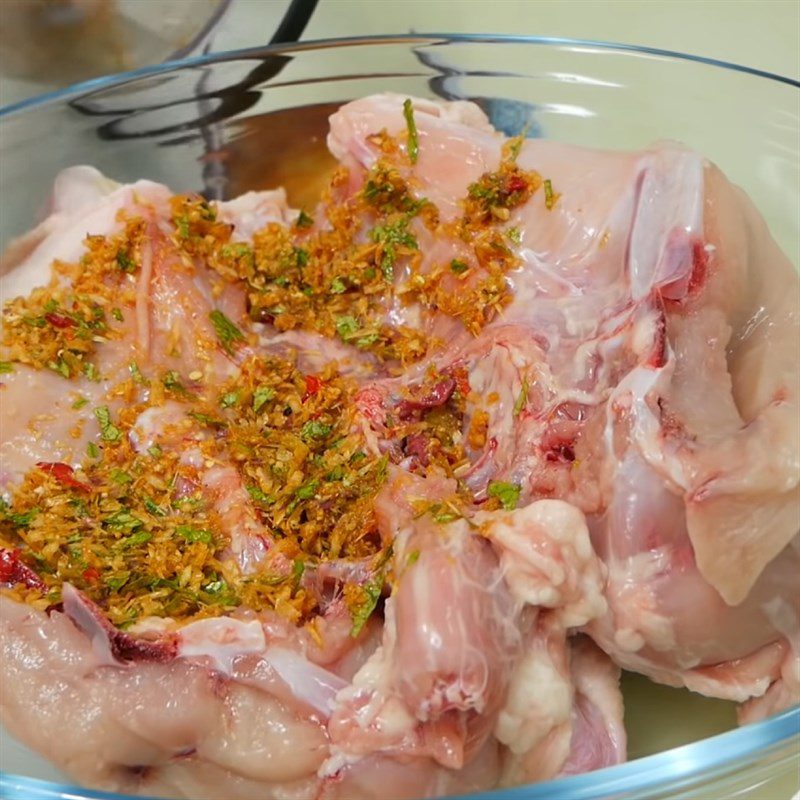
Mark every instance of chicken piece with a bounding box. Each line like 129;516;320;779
327;476;614;781
476;499;607;628
496;621;625;786
496;614;574;785
328;93;502;223
0;364;102;491
659;167;800;605
587;449;798;703
325;511;521;774
560;637;626;776
0;595;329;796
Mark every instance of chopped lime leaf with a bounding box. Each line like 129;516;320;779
209;309;245;355
487;480;521;510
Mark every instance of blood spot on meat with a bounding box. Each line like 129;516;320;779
656;398;691;440
123;764;153;780
403;434;430;466
63;585;179;663
545;444;576;464
110;632;178;663
396;378;456;420
688;240;709;295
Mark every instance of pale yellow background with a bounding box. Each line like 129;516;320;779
239;0;800;79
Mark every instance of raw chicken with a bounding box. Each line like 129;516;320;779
1;93;797;800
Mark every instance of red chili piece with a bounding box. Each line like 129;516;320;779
506;175;528;194
82;566;101;584
44;312;76;329
36;461;92;492
0;548;46;590
303;374;323;402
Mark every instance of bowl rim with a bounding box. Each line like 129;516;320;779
1;706;798;799
0;31;798;800
0;32;797;118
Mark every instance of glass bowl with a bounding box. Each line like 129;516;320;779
0;34;798;800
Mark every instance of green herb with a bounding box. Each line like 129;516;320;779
172;496;204;512
301;420;332;441
175;215;190;238
120;531;151;548
487;480;521;510
508;135;524;161
116;249;136;273
189;412;227;429
294;247;310;268
507;227;522;244
106;510;143;532
0;361;14;374
209;309;245;355
350;450;367;463
291;559;305;589
176;525;213;545
24;314;46;328
129;361;147;385
221;243;254;263
48;358;70;378
220;391;239;409
335;315;360;341
71;396;89;410
295;479;319;501
247;485;276;505
86;441;100;459
356;333;379;348
143;498;167;516
330;276;347;294
83;362;99;382
4;508;37;528
402;98;419;164
407;550;420;566
111;307;124;322
370;218;417;280
147;444;162;459
327;465;345;481
450;259;469;274
94;406;121;443
106;574;129;591
109;469;132;485
252;386;275;413
544;179;556;210
162;371;189;396
513;377;528;417
350;578;383;636
295;209;314;229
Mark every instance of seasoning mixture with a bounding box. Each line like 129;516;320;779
0;93;797;800
1;113;542;632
